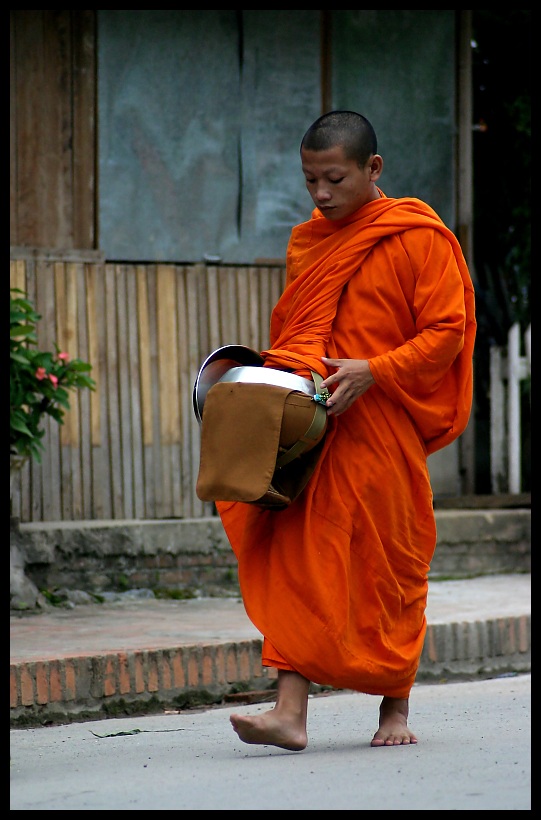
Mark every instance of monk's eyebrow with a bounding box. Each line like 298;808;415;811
302;165;347;175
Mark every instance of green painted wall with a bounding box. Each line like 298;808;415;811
98;10;456;264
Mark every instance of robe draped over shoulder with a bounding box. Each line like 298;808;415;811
216;193;476;698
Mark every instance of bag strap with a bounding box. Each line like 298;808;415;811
275;371;328;470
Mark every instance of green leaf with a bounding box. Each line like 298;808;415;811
10;416;33;436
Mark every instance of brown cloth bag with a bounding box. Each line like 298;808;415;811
196;380;327;509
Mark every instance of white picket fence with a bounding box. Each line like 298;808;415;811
490;323;531;493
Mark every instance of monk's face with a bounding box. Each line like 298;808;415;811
301;145;382;221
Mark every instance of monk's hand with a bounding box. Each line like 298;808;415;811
319;357;375;416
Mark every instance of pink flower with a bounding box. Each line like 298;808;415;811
48;374;58;388
35;367;47;380
57;351;70;363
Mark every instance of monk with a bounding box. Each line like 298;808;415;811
216;111;476;750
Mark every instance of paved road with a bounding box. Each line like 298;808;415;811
10;673;530;810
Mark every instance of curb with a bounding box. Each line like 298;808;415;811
10;613;531;728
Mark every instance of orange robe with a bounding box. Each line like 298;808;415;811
216;192;476;699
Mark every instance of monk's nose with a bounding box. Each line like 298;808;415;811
315;186;332;202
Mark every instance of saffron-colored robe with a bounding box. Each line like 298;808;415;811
216;192;476;699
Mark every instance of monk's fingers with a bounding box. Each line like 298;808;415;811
325;388;354;414
331;380;371;412
321;356;348;372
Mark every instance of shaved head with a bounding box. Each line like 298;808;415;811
301;111;378;167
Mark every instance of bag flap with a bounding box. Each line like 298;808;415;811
196;381;291;502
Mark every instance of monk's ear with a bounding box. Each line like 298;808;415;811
368;154;383;180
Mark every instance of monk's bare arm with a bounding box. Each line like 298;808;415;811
320;357;375;416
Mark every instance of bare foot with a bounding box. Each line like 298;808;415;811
371;696;418;747
230;708;308;751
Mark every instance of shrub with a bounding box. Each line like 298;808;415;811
10;288;96;463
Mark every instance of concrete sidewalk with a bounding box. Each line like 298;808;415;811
10;573;531;728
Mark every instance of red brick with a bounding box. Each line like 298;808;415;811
64;659;76;700
424;625;437;661
226;645;238;682
134;653;145;693
161;653;172;691
201;647;214;685
238;645;251;680
503;618;516;654
118;652;131;695
518;615;530;653
171;649;185;688
49;661;62;702
35;661;49;705
214;646;226;684
104;656;117;696
147;653;159;692
21;663;34;706
10;666;18;708
187;650;200;686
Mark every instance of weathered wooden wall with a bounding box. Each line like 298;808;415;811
10;251;285;523
10;11;96;250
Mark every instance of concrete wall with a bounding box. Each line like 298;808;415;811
11;509;531;604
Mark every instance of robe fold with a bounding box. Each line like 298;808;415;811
216;192;476;699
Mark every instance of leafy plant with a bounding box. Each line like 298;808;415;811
10;288;96;463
